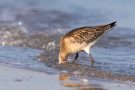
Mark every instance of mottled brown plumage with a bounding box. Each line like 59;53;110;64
59;22;116;66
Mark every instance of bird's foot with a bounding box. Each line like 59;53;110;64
91;59;95;67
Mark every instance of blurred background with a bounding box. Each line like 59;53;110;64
0;0;135;30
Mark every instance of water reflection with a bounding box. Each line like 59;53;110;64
59;71;106;90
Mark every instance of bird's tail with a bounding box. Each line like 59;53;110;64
100;21;117;31
109;21;117;28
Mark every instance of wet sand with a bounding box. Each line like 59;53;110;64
0;64;62;90
0;64;135;90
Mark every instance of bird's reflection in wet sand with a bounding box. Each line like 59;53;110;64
58;71;107;90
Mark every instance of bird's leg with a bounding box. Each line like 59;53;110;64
72;53;79;63
83;45;95;67
89;53;95;67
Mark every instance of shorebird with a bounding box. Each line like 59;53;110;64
58;22;117;66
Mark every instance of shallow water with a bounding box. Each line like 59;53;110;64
0;0;135;90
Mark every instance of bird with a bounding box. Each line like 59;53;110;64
58;21;117;67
